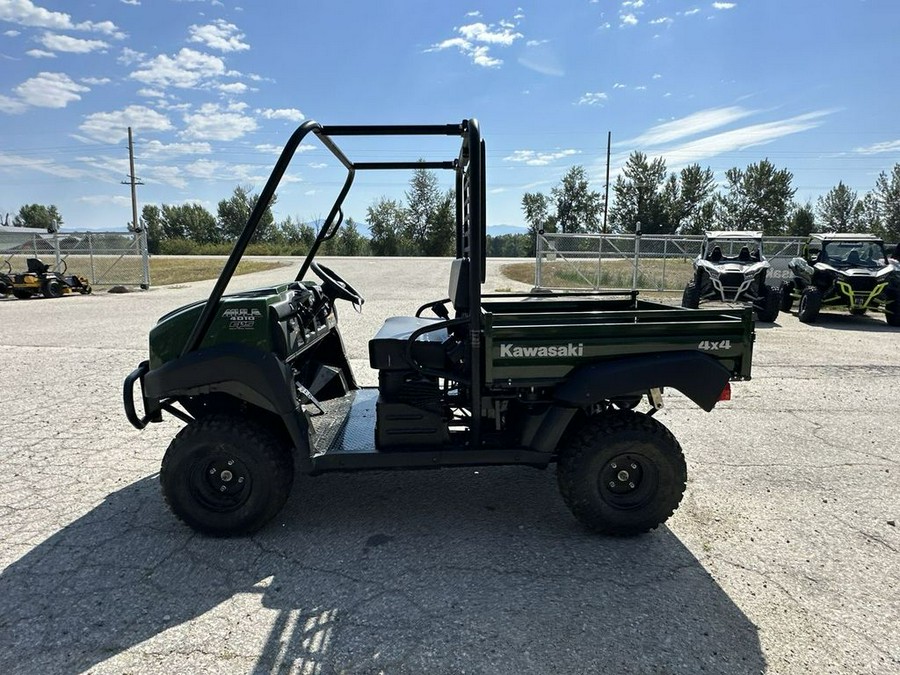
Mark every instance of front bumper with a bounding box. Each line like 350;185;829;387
123;361;160;429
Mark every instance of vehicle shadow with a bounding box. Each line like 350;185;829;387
0;469;766;674
799;311;897;332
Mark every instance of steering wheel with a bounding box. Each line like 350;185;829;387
310;261;364;307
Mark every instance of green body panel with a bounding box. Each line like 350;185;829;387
149;283;315;369
483;298;754;384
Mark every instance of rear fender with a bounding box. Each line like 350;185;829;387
554;351;731;412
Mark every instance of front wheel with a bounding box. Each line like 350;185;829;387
557;411;687;536
160;414;294;536
681;282;700;309
779;281;795;312
755;285;780;323
798;287;822;324
885;289;900;327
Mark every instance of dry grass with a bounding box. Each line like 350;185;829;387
148;257;288;286
502;258;695;291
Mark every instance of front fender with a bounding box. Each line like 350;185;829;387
554;351;731;412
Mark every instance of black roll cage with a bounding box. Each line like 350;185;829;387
179;119;488;439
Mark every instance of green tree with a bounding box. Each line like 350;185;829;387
161;203;218;243
551;166;603;234
422;190;456;256
854;192;882;236
668;164;717;234
335;217;367;256
787;201;816;236
404;165;440;246
217;186;277;243
367;197;407;256
14;204;63;232
873;164;900;241
608;152;669;234
816;181;858;232
140;204;164;254
717;159;795;235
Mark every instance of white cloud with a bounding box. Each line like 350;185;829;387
854;139;900;155
526;39;549;46
0;151;85;178
79;105;173;142
308;162;327;169
650;17;673;25
39;32;109;53
646;111;832;167
188;19;249;52
613;82;626;89
684;8;701;15
504;149;580;166
652;73;662;79
141;140;212;157
578;91;608;106
0;94;27;114
81;77;110;85
77;194;132;206
5;29;21;36
25;48;55;58
136;87;165;98
218;82;248;94
712;2;736;9
623;0;645;7
623;106;755;146
14;71;89;108
255;142;314;155
258;107;304;121
181;103;257;141
0;0;124;37
465;11;481;17
130;48;227;89
635;85;647;91
118;47;144;65
120;0;141;5
620;13;638;26
428;17;524;68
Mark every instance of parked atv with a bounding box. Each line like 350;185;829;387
782;233;900;325
124;119;755;538
681;231;780;322
3;258;92;299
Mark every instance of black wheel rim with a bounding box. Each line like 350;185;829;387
188;447;253;512
597;453;659;509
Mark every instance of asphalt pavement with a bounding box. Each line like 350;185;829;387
0;257;897;674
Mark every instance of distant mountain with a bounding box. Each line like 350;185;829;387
486;224;529;236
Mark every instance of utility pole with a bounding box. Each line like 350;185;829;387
122;127;150;288
603;130;611;234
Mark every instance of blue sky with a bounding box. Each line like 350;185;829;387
1;0;899;233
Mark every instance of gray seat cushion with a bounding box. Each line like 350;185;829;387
368;316;448;370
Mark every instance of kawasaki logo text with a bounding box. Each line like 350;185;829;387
499;343;583;358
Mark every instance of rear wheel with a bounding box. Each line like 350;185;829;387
885;289;900;327
557;411;687;536
798;287;822;324
681;282;700;309
12;290;33;300
756;285;780;323
779;281;795;312
160;414;294;536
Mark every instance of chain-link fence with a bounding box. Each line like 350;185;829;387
534;232;807;292
0;230;150;288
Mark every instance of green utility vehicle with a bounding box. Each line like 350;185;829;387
124;120;755;537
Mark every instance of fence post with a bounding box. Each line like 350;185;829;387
632;222;641;292
661;237;668;290
139;229;150;289
534;231;543;289
32;234;38;257
89;234;96;285
53;230;61;270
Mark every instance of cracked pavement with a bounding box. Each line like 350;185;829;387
1;256;898;674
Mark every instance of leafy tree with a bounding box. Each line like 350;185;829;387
854;192;882;237
335;217;367;256
161;203;218;243
787;201;816;236
140;204;164;254
551;166;603;234
521;192;556;235
422;190;456;256
274;215;317;252
668;164;717;234
716;159;795;235
367;197;407;256
14;204;63;232
816;181;859;232
404;166;441;247
873;164;900;241
217;185;277;243
608;152;669;234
